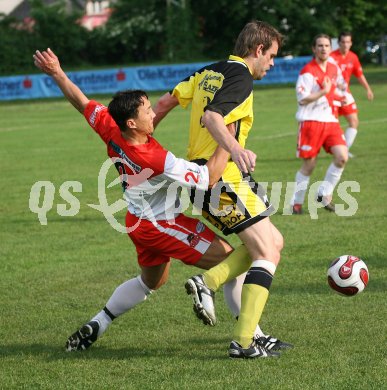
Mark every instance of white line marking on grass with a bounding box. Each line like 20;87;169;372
0;126;31;133
360;117;387;125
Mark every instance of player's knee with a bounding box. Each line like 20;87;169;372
255;245;281;266
335;154;348;167
200;235;233;266
141;275;168;290
212;236;233;260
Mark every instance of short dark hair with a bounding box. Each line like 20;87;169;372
312;34;331;47
108;90;148;131
338;31;352;41
233;20;283;57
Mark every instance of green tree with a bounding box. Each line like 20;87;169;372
104;0;166;63
30;0;88;66
0;15;36;74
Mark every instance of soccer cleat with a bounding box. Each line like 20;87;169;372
185;275;216;326
229;339;280;359
65;320;100;352
292;204;303;215
317;195;335;212
255;335;294;351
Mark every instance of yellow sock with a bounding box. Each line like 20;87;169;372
203;245;251;291
233;261;275;348
233;284;269;347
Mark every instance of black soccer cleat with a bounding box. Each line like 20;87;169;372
229;339;280;359
317;195;335;212
255;335;294;351
65;320;100;352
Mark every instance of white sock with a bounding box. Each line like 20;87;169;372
291;170;310;205
92;276;153;337
345;127;358;149
251;259;277;275
106;275;152;316
91;310;113;337
223;273;245;317
318;163;344;197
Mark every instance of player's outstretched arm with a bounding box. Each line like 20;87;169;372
201;110;256;174
33;48;89;113
153;92;179;129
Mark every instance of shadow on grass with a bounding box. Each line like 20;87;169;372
0;338;230;362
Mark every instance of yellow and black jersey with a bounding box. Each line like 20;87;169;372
172;55;254;161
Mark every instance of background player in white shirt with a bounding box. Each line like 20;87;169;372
290;34;349;214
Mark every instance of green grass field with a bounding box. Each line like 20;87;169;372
1;71;387;389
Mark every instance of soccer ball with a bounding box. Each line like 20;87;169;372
327;255;369;296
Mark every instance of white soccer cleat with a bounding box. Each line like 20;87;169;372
185;275;216;326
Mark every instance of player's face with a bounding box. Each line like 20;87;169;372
134;97;155;136
339;36;352;54
313;38;331;62
254;40;279;80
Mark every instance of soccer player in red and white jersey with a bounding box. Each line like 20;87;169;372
33;48;285;355
290;34;349;214
330;32;374;156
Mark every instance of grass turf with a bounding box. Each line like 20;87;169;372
1;70;386;389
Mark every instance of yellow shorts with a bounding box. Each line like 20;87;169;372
190;161;274;235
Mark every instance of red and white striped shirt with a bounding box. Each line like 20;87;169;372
84;100;209;221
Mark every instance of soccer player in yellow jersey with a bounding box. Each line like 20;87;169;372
154;21;293;358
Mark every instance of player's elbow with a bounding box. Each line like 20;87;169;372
201;110;218;129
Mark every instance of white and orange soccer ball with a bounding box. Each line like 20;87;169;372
327;255;369;296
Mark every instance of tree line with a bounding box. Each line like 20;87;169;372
0;0;385;75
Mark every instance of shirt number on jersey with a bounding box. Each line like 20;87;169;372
185;171;199;184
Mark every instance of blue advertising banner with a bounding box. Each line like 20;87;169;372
0;57;311;101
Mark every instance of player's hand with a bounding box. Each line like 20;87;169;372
367;89;374;101
33;48;60;76
322;76;332;94
230;146;256;174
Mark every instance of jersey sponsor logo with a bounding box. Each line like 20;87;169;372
300;145;312;151
109;140;141;173
187;233;200;248
197;71;224;95
89;105;105;126
195;221;205;233
223;213;245;228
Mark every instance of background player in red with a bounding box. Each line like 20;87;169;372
330;32;374;157
290;34;348;214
